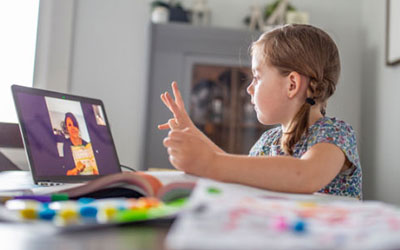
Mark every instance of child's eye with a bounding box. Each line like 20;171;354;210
241;76;253;83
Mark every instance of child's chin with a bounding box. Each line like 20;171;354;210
258;116;278;126
258;118;272;126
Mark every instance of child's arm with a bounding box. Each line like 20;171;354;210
163;129;345;194
158;82;225;154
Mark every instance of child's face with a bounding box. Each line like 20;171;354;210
247;54;290;125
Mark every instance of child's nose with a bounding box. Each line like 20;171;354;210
247;82;253;95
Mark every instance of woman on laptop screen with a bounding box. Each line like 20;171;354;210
56;112;99;176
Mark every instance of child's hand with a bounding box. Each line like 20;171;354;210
158;81;195;131
159;81;226;154
163;127;215;177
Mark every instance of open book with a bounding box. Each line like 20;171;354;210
0;170;198;202
56;171;198;202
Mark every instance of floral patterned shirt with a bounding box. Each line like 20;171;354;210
249;117;362;200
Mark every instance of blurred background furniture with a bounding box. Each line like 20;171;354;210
0;122;25;171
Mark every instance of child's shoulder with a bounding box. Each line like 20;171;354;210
306;116;358;150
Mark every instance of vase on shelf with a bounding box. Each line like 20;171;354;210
151;6;169;23
191;0;211;26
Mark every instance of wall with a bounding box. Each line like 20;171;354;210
34;1;75;92
361;0;400;205
68;0;151;169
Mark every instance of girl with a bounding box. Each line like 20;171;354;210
158;24;362;199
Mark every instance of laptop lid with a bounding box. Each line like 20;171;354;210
12;85;122;184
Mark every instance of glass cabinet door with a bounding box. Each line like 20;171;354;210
190;64;273;154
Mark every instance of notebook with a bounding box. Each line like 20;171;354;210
11;85;124;185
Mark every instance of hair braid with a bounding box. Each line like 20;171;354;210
281;103;311;155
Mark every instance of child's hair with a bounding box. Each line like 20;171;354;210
251;24;341;155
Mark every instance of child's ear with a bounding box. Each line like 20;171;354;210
286;71;303;99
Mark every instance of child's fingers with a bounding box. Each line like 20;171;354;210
165;92;183;120
167;147;180;156
163;136;182;148
160;93;172;111
157;123;170;130
168;118;179;130
168;155;182;170
182;127;196;135
172;82;185;109
168;129;194;141
158;118;179;130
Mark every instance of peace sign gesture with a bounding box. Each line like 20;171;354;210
158;81;225;154
158;81;195;131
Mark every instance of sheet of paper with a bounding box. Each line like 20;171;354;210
183;178;357;205
166;179;400;250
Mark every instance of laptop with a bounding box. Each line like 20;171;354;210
12;85;123;185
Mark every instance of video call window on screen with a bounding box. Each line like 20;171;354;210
45;97;101;176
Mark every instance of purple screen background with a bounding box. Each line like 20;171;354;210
16;92;120;177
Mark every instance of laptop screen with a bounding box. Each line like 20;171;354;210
12;85;121;183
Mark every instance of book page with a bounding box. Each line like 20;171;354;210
184;178;356;205
166;179;400;250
